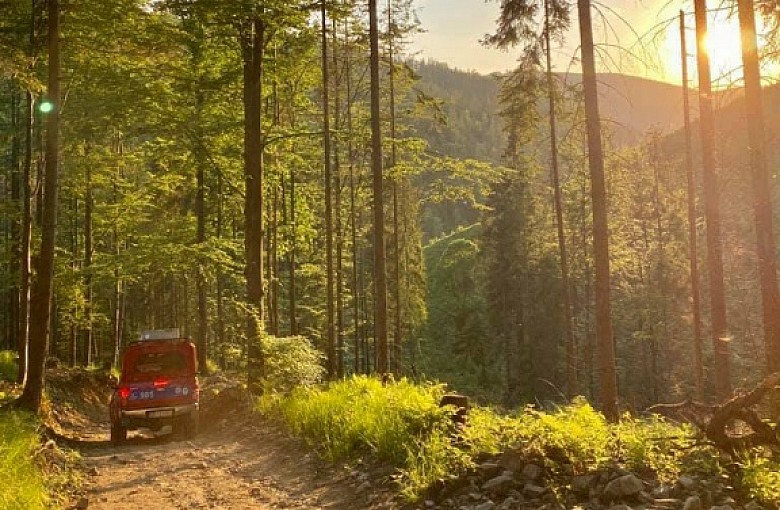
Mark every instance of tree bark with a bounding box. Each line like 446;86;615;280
331;16;345;378
83;153;94;366
680;11;705;400
17;0;60;413
320;3;336;378
216;170;226;367
242;18;267;393
196;87;209;373
17;0;37;385
736;0;780;376
70;197;78;367
388;0;403;376
9;88;21;367
111;134;124;369
545;0;576;398
577;0;618;420
345;15;360;374
694;0;731;399
369;0;389;375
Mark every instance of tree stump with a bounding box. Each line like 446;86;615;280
440;393;469;429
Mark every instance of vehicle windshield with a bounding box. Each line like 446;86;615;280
127;351;189;381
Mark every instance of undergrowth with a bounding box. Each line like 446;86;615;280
739;454;780;507
0;350;18;382
0;410;49;510
260;375;447;465
261;379;770;502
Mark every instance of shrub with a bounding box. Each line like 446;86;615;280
262;335;325;393
0;411;48;510
739;454;780;507
0;351;19;382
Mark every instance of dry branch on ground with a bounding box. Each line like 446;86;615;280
648;372;780;453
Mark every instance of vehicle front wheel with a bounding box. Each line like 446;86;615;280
110;422;127;445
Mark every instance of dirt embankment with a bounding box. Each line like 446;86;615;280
47;370;399;510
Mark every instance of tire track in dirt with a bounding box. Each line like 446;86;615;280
48;371;399;510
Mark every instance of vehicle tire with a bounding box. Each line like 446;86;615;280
110;423;127;445
182;413;199;440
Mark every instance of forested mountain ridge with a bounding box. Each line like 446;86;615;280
417;69;780;410
409;60;742;164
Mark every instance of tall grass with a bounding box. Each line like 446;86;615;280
263;375;448;464
262;378;727;500
0;411;49;510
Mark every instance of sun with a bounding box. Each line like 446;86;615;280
704;13;744;85
663;10;751;88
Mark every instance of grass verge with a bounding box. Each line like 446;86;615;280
0;410;50;510
260;378;738;502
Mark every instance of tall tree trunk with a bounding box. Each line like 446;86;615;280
737;0;780;376
577;0;617;420
331;16;345;378
270;63;281;337
196;88;209;373
694;0;731;398
321;3;336;378
345;15;360;374
70;197;78;367
17;0;37;385
289;162;298;336
111;133;124;369
83;151;93;366
9;88;21;368
651;143;666;403
270;183;280;337
216;170;226;366
17;0;60;413
243;19;266;393
680;10;704;400
545;0;575;398
369;0;389;375
387;0;403;375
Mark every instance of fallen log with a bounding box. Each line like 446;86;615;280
647;372;780;454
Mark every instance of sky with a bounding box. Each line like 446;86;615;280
408;0;766;86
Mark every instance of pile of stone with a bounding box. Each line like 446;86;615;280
420;449;767;510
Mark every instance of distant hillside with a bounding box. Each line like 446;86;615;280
567;73;688;142
409;60;505;164
561;73;742;145
409;60;742;158
661;81;779;160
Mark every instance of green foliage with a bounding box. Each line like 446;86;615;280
739;454;780;507
262;335;325;393
262;379;723;501
261;375;448;465
0;411;48;510
507;400;612;466
614;414;709;482
408;60;504;165
204;358;220;375
420;225;502;401
0;351;18;382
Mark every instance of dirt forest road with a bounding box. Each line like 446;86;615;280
48;371;398;510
